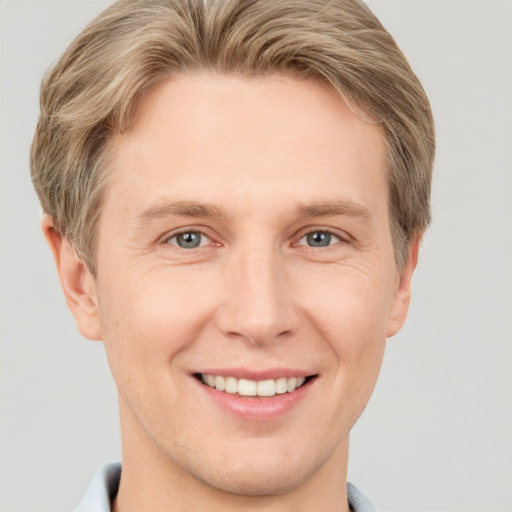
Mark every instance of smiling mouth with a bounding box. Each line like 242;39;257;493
195;373;316;397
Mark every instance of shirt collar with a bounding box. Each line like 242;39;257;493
75;461;121;512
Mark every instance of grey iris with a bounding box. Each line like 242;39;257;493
307;231;331;247
176;232;202;248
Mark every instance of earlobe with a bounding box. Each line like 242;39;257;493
386;236;421;338
42;215;102;341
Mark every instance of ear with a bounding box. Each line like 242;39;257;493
42;215;102;341
386;235;421;338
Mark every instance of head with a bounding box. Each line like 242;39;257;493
31;0;435;505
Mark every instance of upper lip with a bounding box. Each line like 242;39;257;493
193;368;316;380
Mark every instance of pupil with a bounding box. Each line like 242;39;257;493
178;232;201;248
307;231;330;247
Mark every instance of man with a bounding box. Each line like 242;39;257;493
30;0;435;510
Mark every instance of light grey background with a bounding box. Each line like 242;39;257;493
1;1;511;511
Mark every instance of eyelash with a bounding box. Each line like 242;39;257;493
295;230;343;248
163;227;348;250
164;230;214;249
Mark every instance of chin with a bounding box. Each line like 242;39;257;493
198;463;314;497
176;439;337;498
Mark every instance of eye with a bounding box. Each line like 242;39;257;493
167;231;210;249
298;230;341;248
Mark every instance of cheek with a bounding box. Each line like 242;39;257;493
320;282;390;430
296;265;393;407
298;262;396;345
96;268;214;393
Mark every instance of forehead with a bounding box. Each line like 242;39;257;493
105;72;387;221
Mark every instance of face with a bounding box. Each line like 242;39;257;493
62;73;415;497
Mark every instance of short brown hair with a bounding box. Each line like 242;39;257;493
31;0;435;274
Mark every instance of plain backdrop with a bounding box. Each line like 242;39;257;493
1;1;511;511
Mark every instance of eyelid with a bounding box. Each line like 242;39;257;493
160;227;217;247
169;232;209;248
293;227;350;247
157;225;350;249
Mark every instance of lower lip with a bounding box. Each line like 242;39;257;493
195;377;315;421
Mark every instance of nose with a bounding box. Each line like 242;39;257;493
214;244;298;347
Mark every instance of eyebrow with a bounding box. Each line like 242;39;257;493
295;200;372;221
136;200;225;225
136;198;372;225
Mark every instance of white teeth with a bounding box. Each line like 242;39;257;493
238;379;257;396
200;374;309;396
286;377;297;393
225;376;238;394
257;379;276;397
275;377;288;394
214;375;225;391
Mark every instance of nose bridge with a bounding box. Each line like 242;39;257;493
217;240;295;345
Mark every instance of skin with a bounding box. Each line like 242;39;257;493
44;72;419;512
